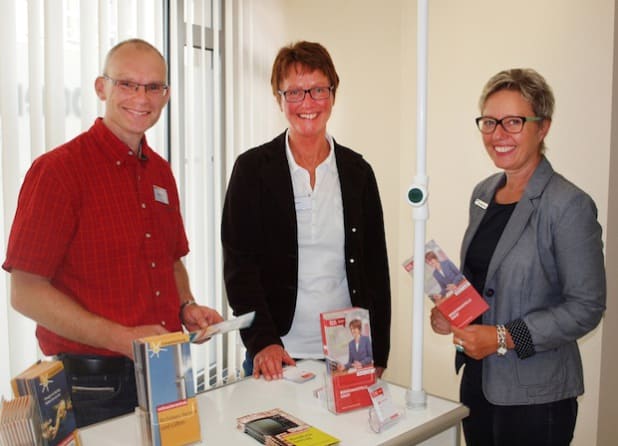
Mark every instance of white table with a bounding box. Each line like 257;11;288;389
80;360;468;445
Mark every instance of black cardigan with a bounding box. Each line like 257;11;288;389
221;132;391;368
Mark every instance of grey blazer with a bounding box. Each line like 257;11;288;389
460;157;606;405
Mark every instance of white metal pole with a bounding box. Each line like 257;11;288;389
405;0;428;409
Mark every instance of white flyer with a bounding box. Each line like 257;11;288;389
189;311;255;343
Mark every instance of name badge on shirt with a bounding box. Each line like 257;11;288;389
295;195;312;211
153;185;169;205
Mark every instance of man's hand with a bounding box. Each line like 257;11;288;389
252;344;296;381
181;303;224;333
174;260;223;333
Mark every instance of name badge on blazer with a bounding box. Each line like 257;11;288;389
474;198;488;209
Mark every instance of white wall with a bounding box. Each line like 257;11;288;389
246;1;616;444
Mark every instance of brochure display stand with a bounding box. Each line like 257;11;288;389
320;307;376;414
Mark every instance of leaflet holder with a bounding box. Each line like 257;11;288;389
367;381;404;433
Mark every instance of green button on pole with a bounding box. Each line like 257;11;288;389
408;187;424;204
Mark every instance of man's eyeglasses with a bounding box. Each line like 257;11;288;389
475;115;543;134
278;86;333;103
102;75;169;97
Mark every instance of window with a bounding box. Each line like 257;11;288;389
169;0;241;389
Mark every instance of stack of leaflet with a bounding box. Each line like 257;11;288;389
0;395;40;446
9;360;80;446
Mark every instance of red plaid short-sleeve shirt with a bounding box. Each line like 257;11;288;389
3;119;189;356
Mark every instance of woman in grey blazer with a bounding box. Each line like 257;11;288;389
431;69;606;445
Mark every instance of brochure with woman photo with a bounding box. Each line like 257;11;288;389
402;240;488;327
319;307;376;414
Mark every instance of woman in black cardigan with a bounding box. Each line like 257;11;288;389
222;41;391;381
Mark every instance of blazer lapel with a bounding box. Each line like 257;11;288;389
484;157;554;285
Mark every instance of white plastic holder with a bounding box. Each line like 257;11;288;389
367;381;405;433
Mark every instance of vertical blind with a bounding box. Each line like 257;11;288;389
170;0;237;388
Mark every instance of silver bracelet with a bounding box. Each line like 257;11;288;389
496;324;507;356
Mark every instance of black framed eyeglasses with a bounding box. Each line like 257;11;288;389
278;86;333;103
475;115;543;134
102;75;169;97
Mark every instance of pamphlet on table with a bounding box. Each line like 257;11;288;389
237;408;339;446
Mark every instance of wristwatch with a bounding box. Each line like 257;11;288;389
496;324;507;356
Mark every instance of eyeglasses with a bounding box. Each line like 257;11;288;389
102;75;169;97
475;115;543;134
278;86;333;103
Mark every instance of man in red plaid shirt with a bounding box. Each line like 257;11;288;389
3;38;222;427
